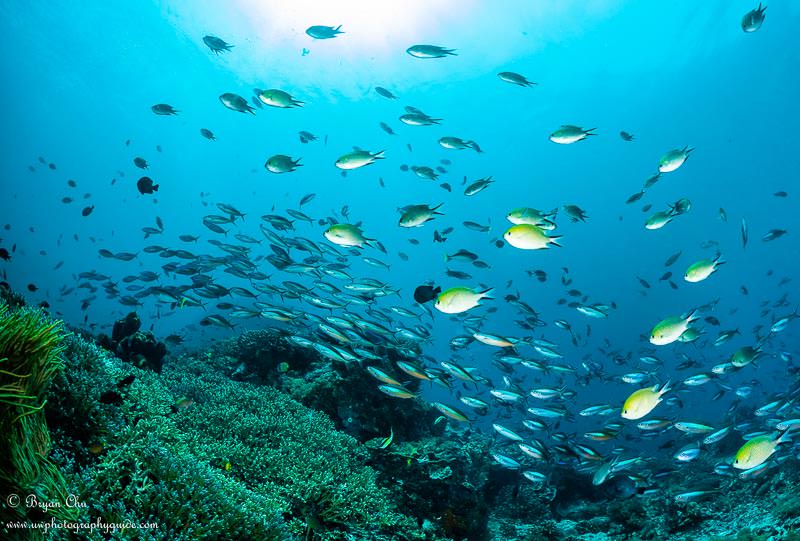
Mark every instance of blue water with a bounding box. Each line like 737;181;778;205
1;0;799;491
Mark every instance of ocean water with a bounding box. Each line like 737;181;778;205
1;1;799;539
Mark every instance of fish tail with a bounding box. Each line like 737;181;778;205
479;288;494;299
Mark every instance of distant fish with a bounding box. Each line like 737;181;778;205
137;176;159;195
200;128;216;141
619;131;634;141
81;205;95;216
375;86;397;99
762;229;787;242
298;130;317;143
549;125;595;144
219;93;255;114
151;103;178;115
626;190;645;204
741;218;748;248
406;44;456;59
306;25;343;39
202;35;234;54
497;71;536;87
265;154;302;174
258;89;303;108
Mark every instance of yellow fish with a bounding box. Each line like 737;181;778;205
621;381;671;420
733;432;790;470
435;286;493;314
649;311;697;346
503;224;561;250
684;255;724;283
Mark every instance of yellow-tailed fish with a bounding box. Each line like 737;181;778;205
650;311;698;346
323;223;374;248
434;286;493;314
621;381;671;420
733;432;789;470
684;255;724;283
503;224;561;250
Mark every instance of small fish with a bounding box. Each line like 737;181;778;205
741;3;767;33
406;44;457;59
137;177;159;195
375;86;397;99
549;125;596;144
741;218;748;248
306;25;343;39
619;131;634;141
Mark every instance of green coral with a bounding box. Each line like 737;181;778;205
0;302;77;538
47;333;437;540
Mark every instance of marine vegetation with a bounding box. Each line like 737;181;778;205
0;302;77;532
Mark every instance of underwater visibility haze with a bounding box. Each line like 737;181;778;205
1;1;799;540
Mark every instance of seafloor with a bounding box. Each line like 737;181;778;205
0;285;798;541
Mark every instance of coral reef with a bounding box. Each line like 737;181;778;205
97;311;167;372
45;330;443;540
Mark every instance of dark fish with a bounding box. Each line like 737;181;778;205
414;285;441;304
82;205;95;216
641;204;652;212
61;197;73;204
773;191;788;197
398;252;409;261
626;190;645;204
762;229;787;242
133;157;148;169
659;271;672;281
116;375;136;387
664;251;681;267
48;163;56;170
27;283;38;292
137;177;159;195
440;183;452;192
375;86;397;99
152;103;179;115
741;218;748;248
446;269;472;279
299;193;316;206
619;131;634;141
400;164;409;172
643;173;661;189
379;122;395;135
99;390;124;405
200;128;216;140
637;277;651;289
67;179;77;187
